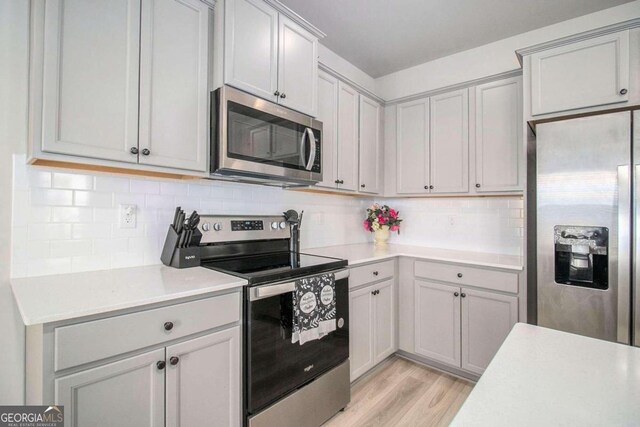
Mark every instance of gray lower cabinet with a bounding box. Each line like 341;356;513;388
56;349;165;427
27;293;242;427
349;278;395;382
414;279;517;375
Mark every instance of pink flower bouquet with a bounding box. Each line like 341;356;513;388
363;203;402;233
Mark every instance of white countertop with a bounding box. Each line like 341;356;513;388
304;243;523;270
11;265;247;326
451;323;640;426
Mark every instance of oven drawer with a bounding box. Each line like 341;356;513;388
414;260;518;294
350;260;395;289
54;292;240;371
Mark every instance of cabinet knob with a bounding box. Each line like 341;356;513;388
274;91;280;97
371;290;376;295
424;185;428;190
164;321;174;331
335;180;339;184
457;273;463;278
157;361;166;370
475;183;481;188
454;292;459;297
461;293;466;298
280;93;286;99
373;271;379;276
130;147;139;155
338;180;344;184
361;184;366;188
141;148;150;156
620;88;628;95
429;185;434;190
169;356;180;366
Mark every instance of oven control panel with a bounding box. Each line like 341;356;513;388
198;215;290;244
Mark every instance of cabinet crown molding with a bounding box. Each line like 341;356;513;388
263;0;326;39
515;18;640;64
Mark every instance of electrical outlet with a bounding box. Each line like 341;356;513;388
119;204;137;229
448;215;456;226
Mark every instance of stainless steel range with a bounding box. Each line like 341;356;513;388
196;211;351;427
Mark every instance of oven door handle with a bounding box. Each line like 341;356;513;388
251;269;350;301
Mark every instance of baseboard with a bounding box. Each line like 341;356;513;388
395;351;480;383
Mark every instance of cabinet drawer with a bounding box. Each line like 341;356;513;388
350;260;394;289
54;292;240;371
414;260;517;294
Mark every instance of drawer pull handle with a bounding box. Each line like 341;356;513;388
164;321;174;331
457;273;463;278
169;356;180;366
461;293;466;298
373;271;379;276
157;361;166;370
454;292;459;297
371;290;380;296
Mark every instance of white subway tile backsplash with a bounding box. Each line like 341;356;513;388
31;188;73;206
73;191;113;208
52;172;94;190
11;157;523;278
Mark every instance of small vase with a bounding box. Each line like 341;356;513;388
374;225;390;245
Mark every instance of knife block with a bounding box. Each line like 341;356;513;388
160;226;203;268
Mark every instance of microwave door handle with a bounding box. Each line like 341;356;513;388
304;128;316;171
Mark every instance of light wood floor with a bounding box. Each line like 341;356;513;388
323;356;474;427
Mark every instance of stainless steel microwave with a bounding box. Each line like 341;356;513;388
210;86;322;186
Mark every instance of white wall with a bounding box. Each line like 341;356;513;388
0;0;28;404
375;0;640;101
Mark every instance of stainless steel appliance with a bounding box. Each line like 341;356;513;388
211;86;323;186
196;212;350;427
533;110;639;346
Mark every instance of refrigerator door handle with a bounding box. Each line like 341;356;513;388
617;164;631;344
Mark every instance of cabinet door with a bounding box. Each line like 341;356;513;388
277;15;318;116
531;30;630;116
373;279;395;364
316;70;339;189
41;0;140;163
474;77;522;192
430;89;469;194
138;0;209;172
224;0;278;102
349;285;374;381
461;288;517;375
396;98;429;194
166;327;241;427
414;280;461;367
55;349;165;427
358;95;382;194
337;81;359;192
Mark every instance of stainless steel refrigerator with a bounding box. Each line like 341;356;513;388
534;110;639;346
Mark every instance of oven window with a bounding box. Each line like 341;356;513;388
227;101;314;170
246;278;349;414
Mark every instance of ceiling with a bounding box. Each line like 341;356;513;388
279;0;634;78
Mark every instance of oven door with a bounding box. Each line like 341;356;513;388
212;86;322;184
245;270;349;414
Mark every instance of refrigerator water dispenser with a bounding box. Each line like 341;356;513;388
554;226;608;290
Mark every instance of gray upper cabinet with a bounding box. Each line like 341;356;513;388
358;94;382;194
224;0;318;116
224;0;279;103
33;0;212;173
138;0;210;172
337;81;360;192
429;89;469;194
56;348;165;427
165;327;241;427
396;98;430;194
277;15;318;116
316;70;339;189
530;30;630;116
40;0;141;164
474;77;522;192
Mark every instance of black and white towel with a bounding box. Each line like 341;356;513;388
292;273;336;345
